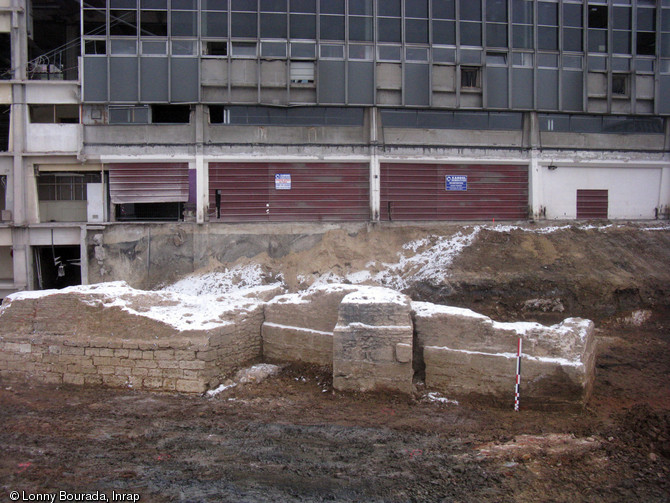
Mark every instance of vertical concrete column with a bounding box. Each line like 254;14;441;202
369;107;381;222
529;149;544;220
79;226;88;285
194;104;207;223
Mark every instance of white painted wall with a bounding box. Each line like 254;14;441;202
542;166;664;220
25;83;80;104
25;123;81;153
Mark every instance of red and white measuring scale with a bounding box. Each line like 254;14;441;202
514;337;522;411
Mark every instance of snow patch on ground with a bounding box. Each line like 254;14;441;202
161;264;276;296
206;382;237;397
370;228;482;291
425;392;459;406
235;363;281;384
341;286;408;305
4;280;267;332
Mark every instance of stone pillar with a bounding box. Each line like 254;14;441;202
333;287;414;394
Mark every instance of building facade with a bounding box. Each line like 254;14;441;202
1;0;669;296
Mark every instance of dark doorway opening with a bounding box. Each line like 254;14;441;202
34;245;81;290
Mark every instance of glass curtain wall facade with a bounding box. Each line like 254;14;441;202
81;0;670;114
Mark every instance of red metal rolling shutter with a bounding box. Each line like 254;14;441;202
380;163;528;221
109;163;189;204
576;189;608;219
208;163;369;222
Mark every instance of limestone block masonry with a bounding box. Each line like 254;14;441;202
262;284;360;366
0;286;264;393
333;288;414;394
412;302;596;406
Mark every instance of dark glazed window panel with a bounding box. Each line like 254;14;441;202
151;105;191;124
379;0;401;17
349;16;373;41
538;2;557;25
613;31;630;54
563;3;582;27
205;41;228;55
231;12;257;37
461;67;480;88
320;15;345;40
85;40;107;54
587;55;607;71
433;20;456;45
613;7;631;30
637;32;656;55
320;0;344;15
563;28;583;52
171;11;197;36
290;14;316;39
433;47;455;62
141;10;168;36
83;10;106;35
261;0;287;12
378;17;401;42
512;24;533;49
460;0;481;21
588;30;607;52
612;74;627;95
111;0;136;8
172;0;196;9
460;22;482;46
261;13;287;38
406;0;428;18
663;9;670;31
588;5;607;29
637;8;656;31
432;0;455;19
202;0;228;10
378;45;401;60
110;10;137;36
405;19;429;43
512;0;533;24
202;11;227;37
538;26;557;50
350;0;373;15
232;0;256;10
538;53;558;67
486;0;507;23
663;33;670;57
291;0;316;13
486;23;507;47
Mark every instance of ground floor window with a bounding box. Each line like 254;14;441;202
115;202;182;221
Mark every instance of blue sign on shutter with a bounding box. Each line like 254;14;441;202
445;175;467;191
275;173;291;190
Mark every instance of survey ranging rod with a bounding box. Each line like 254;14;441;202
514;337;522;411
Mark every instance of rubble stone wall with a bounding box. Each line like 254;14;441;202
0;293;264;393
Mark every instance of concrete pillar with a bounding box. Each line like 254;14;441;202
195;105;207;223
369;107;381;221
528;149;544;220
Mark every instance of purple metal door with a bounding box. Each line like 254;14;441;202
209;162;369;222
381;163;528;221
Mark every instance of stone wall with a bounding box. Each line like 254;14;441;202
262;285;359;365
412;302;596;406
333;288;414;393
0;287;264;393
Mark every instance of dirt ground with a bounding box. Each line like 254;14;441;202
1;223;669;502
1;308;669;502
